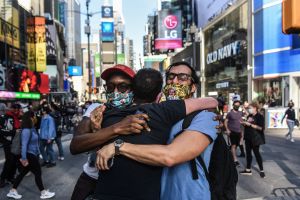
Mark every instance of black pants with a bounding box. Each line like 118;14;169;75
71;172;97;200
245;139;264;170
13;153;44;191
0;145;18;181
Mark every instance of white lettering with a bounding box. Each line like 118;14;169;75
218;48;223;60
164;30;178;39
206;41;241;64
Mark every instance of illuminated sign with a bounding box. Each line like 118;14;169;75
155;10;182;50
102;6;113;18
68;66;83;76
101;22;114;42
26;17;47;72
0;91;40;99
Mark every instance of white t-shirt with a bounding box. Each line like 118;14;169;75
82;103;102;179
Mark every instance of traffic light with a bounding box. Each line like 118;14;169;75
282;0;300;34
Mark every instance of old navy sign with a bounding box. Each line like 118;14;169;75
206;41;240;64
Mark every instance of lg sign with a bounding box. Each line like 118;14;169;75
164;15;178;29
164;15;178;39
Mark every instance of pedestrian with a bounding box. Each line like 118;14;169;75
0;103;16;187
281;101;296;142
240;102;266;178
39;104;56;167
217;92;226;116
6;111;55;199
50;102;64;161
225;100;243;166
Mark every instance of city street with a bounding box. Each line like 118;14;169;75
0;130;300;200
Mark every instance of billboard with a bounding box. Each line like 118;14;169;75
26;17;47;72
195;0;234;28
6;69;49;94
94;53;101;77
155;10;182;50
102;6;113;18
68;66;83;76
117;54;125;64
101;22;114;42
0;7;20;48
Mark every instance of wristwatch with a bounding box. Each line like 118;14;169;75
114;139;124;155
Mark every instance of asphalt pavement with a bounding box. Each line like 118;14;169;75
0;129;299;200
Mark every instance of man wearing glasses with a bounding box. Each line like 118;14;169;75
95;62;218;200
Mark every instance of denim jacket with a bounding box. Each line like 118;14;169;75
40;114;56;140
21;128;40;160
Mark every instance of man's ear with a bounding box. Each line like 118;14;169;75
191;84;196;94
155;92;163;103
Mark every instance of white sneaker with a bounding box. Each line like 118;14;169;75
286;134;290;140
58;157;64;161
40;189;55;199
7;190;22;199
290;138;295;142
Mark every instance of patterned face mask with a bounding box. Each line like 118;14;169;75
163;83;192;100
106;91;134;108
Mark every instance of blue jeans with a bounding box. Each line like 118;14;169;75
286;120;295;139
55;136;64;157
39;139;55;163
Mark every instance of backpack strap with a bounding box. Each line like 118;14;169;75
174;110;203;180
197;155;212;188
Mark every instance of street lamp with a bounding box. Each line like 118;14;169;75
85;0;92;100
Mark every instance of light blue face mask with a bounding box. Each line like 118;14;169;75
106;91;134;108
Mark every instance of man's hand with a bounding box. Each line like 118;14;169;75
96;143;115;170
113;113;150;135
90;105;106;131
20;159;28;167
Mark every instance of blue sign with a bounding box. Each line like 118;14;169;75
68;66;82;76
59;2;66;26
101;22;114;42
102;6;113;18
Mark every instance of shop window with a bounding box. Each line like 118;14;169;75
262;79;282;107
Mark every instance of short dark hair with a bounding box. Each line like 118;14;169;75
21;111;34;129
133;68;163;103
166;61;199;84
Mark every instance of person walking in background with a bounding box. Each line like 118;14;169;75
6;111;55;199
281;101;296;142
50;102;64;161
225;100;243;167
240;102;266;178
0;103;16;187
217;93;225;116
39;104;56;168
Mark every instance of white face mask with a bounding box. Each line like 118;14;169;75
248;108;254;114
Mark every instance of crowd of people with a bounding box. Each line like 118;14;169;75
0;62;298;199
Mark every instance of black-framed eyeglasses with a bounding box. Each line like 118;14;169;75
104;83;132;93
166;73;193;82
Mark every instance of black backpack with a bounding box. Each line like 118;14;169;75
178;111;238;200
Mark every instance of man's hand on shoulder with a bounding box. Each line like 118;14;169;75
113;113;150;135
90;105;106;132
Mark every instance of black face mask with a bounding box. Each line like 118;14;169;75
233;106;239;111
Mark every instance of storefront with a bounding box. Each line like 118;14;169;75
203;1;248;106
252;0;300;128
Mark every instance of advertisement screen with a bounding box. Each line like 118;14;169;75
101;22;114;42
6;69;49;94
68;66;83;76
155;10;182;50
102;6;113;18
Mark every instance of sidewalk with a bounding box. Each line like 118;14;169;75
238;128;300;200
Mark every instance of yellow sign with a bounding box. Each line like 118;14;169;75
35;17;46;72
0;18;20;48
26;17;46;72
